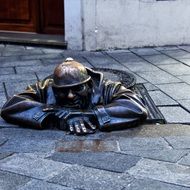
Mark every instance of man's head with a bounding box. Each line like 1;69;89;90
52;58;92;108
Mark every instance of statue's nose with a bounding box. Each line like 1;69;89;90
67;90;75;99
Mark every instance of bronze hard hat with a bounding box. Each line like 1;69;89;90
52;58;91;88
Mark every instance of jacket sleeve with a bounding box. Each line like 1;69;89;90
94;83;148;131
0;82;53;129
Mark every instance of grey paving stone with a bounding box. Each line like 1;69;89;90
0;137;56;153
21;53;63;61
5;44;26;51
123;61;159;73
0;56;20;63
154;46;179;51
0;93;6;108
125;178;190;190
15;65;55;74
122;149;189;163
156;83;190;100
143;54;180;65
119;137;169;151
83;52;127;70
49;165;133;190
179;45;190;52
107;50;143;61
162;49;190;59
158;106;190;123
148;90;178;106
0;170;31;190
180;58;190;66
143;83;158;91
0;82;4;92
177;75;190;85
48;152;140;173
1;74;36;83
165;136;190;149
128;158;190;187
133;73;147;84
5;80;36;97
0;153;13;160
2;49;44;56
19;179;74;190
42;48;65;54
41;58;64;66
0;67;15;75
178;99;190;111
179;152;190;166
130;48;161;56
158;63;190;76
0;137;7;146
55;139;119;152
0;153;70;180
138;70;180;84
0;59;42;67
106;49;131;53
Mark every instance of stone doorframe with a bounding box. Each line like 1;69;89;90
64;0;83;50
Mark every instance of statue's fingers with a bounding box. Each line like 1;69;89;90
84;118;96;132
74;121;81;135
79;119;87;134
68;123;74;134
55;110;63;118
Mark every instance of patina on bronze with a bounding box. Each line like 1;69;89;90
0;58;148;135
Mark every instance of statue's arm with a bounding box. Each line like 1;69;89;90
94;86;148;131
0;83;54;129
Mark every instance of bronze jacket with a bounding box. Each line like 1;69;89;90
1;68;148;131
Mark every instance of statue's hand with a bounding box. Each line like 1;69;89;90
67;116;96;135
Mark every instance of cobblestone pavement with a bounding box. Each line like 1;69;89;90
0;44;190;189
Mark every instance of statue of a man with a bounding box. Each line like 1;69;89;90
1;58;148;135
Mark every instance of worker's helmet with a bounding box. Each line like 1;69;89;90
52;58;91;88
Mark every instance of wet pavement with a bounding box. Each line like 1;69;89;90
0;44;190;189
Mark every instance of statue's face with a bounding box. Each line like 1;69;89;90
53;82;92;109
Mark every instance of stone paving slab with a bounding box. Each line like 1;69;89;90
0;153;13;160
119;137;170;151
5;80;37;97
2;49;44;56
128;158;190;188
162;49;190;59
178;45;190;52
138;70;181;84
179;152;190;166
148;90;178;106
5;44;26;51
125;178;190;190
165;136;190;149
158;106;190;123
129;48;161;56
158;63;190;76
48;152;140;173
178;99;190;111
177;75;190;84
19;180;75;190
49;165;133;190
180;58;190;66
83;52;128;70
143;54;180;65
0;59;42;67
156;83;190;100
154;46;179;51
0;153;70;180
106;51;144;63
0;92;6;108
0;67;15;75
143;82;158;91
0;137;56;153
20;53;63;61
123;61;159;73
0;170;31;190
0;56;20;63
15;65;55;74
122;149;189;163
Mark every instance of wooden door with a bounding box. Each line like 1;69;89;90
0;0;64;34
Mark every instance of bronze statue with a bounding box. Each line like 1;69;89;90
0;58;148;135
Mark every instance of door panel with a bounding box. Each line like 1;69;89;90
0;0;39;32
40;0;64;34
0;0;64;34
